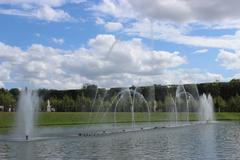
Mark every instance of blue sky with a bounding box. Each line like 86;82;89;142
0;0;240;89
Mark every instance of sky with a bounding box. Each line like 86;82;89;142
0;0;240;89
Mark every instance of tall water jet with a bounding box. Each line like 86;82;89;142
16;87;39;140
170;95;178;124
174;84;201;123
176;85;190;122
199;93;214;122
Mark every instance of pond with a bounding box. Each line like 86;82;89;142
0;121;240;160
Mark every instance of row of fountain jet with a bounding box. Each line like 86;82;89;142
15;84;214;140
88;84;214;126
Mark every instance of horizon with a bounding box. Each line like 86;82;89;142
0;0;240;89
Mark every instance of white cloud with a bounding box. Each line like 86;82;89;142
125;18;240;50
230;73;240;80
91;0;136;19
95;17;123;32
0;0;75;22
0;34;188;89
128;0;240;25
0;81;4;88
104;22;123;31
92;0;240;51
144;69;224;85
0;7;72;22
193;49;208;54
0;64;10;81
0;0;66;7
216;49;240;70
0;42;26;62
65;34;186;78
0;0;86;6
128;0;192;23
70;0;86;4
93;0;240;26
33;5;72;22
52;37;64;44
95;69;224;87
0;35;228;89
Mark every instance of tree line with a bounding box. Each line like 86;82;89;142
1;79;240;112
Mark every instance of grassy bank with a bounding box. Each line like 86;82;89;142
0;112;240;128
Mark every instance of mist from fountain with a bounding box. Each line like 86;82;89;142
175;85;191;122
112;88;151;128
82;83;215;137
169;95;178;124
199;93;215;121
167;84;214;124
15;88;39;140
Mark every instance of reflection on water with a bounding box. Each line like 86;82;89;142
0;122;240;160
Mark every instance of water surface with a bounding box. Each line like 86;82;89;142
0;121;240;160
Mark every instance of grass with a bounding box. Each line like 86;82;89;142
0;112;240;129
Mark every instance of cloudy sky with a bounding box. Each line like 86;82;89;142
0;0;239;89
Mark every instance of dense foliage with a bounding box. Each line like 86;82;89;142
1;79;240;112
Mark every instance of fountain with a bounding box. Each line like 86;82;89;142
15;87;39;140
167;84;214;124
199;93;215;122
81;84;215;137
112;88;151;128
82;87;152;136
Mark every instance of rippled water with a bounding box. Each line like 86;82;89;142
1;121;240;160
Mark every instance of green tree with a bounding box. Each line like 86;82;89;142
156;100;163;112
214;96;227;112
163;96;174;112
0;92;16;110
62;95;75;112
49;97;63;112
227;95;240;112
9;88;20;101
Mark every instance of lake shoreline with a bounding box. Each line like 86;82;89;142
0;112;240;128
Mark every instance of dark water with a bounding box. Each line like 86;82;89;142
1;122;240;160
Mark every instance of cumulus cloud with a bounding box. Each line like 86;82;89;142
0;64;10;81
143;69;223;85
128;0;192;23
0;34;188;89
0;0;66;7
94;69;224;87
64;34;186;78
0;35;227;89
91;1;240;51
125;18;240;50
0;0;78;22
104;22;123;31
93;0;240;25
216;49;240;70
230;73;240;80
0;42;26;62
95;17;123;32
33;5;72;22
91;0;136;19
